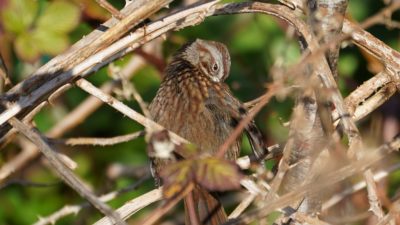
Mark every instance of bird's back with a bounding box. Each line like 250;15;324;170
149;73;240;160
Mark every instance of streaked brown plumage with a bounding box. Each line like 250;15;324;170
149;39;266;225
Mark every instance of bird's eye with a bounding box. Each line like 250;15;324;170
212;63;219;71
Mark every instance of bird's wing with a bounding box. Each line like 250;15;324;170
217;85;269;163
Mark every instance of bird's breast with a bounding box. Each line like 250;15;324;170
149;85;239;159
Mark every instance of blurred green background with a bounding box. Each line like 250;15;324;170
0;0;399;224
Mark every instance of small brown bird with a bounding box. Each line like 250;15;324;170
149;39;266;225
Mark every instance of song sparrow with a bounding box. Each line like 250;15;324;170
149;39;266;225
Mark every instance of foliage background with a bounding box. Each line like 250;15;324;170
0;0;399;224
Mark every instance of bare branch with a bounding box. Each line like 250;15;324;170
34;176;149;225
75;78;187;144
224;135;400;224
138;183;194;225
1;1;399;147
322;162;400;210
0;0;216;129
9;118;126;225
0;55;145;182
307;0;349;81
376;199;400;225
0;53;12;92
53;131;144;146
216;84;278;158
94;188;163;225
1;2;400;223
3;0;171;99
228;193;257;219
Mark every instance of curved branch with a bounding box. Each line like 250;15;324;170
1;1;399;144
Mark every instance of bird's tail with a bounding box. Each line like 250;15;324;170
184;186;227;225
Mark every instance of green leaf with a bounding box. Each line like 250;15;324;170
1;0;38;34
32;29;69;55
196;157;242;191
161;160;194;198
14;32;40;62
37;1;80;33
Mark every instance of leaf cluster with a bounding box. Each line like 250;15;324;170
1;0;80;61
161;144;243;198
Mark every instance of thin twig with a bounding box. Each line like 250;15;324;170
0;0;215;128
375;199;400;225
96;0;125;20
0;1;398;223
224;135;400;225
138;183;195;225
75;78;187;144
94;188;163;225
3;0;171;99
53;131;145;146
0;53;11;92
111;66;151;117
322;162;400;210
2;1;399;142
9;118;126;225
34;175;150;225
216;84;278;158
129;83;151;118
228;193;257;219
186;191;200;225
364;169;385;218
0;56;145;182
291;212;331;225
339;71;395;121
0;179;60;189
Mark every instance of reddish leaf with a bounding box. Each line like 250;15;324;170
160;160;194;198
195;157;242;191
175;143;201;159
